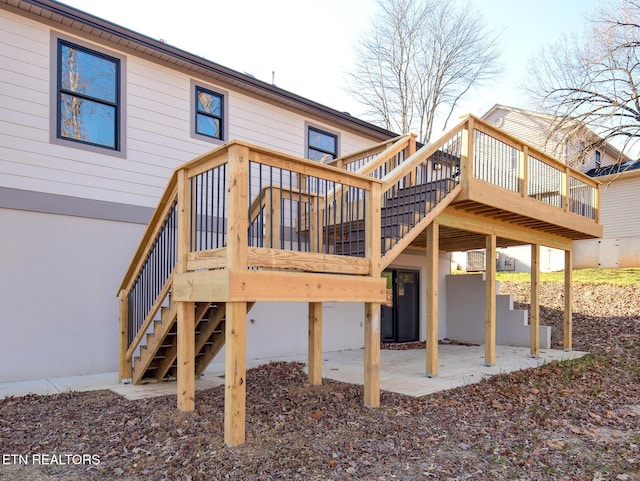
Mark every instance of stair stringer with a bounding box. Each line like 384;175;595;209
132;301;178;384
132;298;211;384
195;302;255;377
378;183;461;271
151;301;213;381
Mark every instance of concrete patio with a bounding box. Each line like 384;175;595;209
0;344;586;401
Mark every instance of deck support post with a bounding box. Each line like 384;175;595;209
364;302;381;407
308;302;322;385
177;301;195;411
176;168;196;412
364;181;382;408
426;221;439;377
564;249;573;351
485;234;496;366
224;301;247;447
530;244;540;357
223;144;250;446
118;290;132;382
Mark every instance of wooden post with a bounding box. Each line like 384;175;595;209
485;234;496;366
364;182;381;407
426;221;439;377
459;117;475;191
564;249;573;351
175;168;196;412
224;144;250;446
177;301;195;411
227;144;250;269
224;301;247;447
520;145;529;198
562;166;570;212
364;302;381;407
264;192;281;249
308;302;322;385
118;290;132;382
530;244;540;357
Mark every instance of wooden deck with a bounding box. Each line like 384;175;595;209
117;115;601;446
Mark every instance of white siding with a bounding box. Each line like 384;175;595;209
484;107;622;172
600;174;640;238
0;9;378;210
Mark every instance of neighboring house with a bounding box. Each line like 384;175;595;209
1;1;603;446
472;104;639;270
579;159;640;268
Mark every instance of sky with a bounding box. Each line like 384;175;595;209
59;0;608;136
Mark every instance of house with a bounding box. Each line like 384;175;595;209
477;104;639;270
0;2;602;446
0;0;397;386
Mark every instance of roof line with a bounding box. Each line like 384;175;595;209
13;0;398;140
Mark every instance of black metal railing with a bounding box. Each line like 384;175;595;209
381;132;462;254
569;176;597;220
247;161;368;257
474;130;520;192
190;163;228;251
528;155;563;208
127;201;177;345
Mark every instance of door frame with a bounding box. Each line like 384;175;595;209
381;268;420;343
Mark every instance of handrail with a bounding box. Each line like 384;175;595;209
118;178;178;294
469;114;600;189
325;134;412;170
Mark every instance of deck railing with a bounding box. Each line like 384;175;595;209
469;117;600;221
118;115;601;380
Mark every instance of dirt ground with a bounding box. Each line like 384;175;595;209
1;282;639;480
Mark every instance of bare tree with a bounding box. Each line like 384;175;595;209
528;0;640;164
348;0;501;143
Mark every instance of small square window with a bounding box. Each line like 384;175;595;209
307;126;338;162
195;87;224;140
57;40;120;150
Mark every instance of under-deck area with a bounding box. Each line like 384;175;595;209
118;114;602;445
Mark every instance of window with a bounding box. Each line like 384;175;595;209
195;86;224;140
57;39;120;150
595;150;602;167
307;126;338;162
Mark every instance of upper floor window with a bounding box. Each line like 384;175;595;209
57;40;120;150
195;87;224;140
595;150;602;167
307;126;338;162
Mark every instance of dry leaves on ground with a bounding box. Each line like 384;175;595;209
1;282;639;480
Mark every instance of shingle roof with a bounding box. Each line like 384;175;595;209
586;159;640;177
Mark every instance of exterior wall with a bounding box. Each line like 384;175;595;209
574;172;640;268
0;8;392;382
0;8;374;209
600;174;640;238
446;274;551;348
0;208;145;382
387;250;451;341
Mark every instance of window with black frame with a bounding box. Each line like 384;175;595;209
57;40;120;150
195;86;224;140
307;126;338;162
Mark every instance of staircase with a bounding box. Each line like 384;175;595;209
118;129;464;385
332;178;458;258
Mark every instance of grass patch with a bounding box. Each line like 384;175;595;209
492;268;640;285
